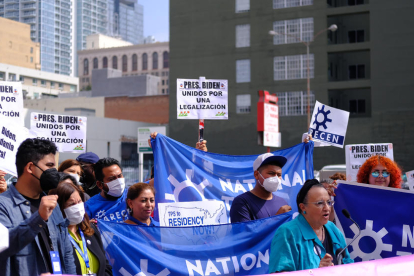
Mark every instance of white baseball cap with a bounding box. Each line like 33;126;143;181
253;153;287;171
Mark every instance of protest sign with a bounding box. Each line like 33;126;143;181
335;182;414;262
138;126;166;153
99;212;292;276
30;112;87;153
345;143;393;181
0;115;30;176
151;134;314;220
158;201;227;227
0;81;24;126
405;170;414;191
176;77;228;120
308;101;349;148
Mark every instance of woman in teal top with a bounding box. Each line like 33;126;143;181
269;179;353;273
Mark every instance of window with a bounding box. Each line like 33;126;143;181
348;30;365;43
162;89;165;94
236;94;251;113
103;57;108;68
273;18;313;45
93;57;98;69
162;80;165;85
236;24;250;48
235;0;249;13
83;58;89;75
8;73;16;81
30;47;33;53
152;52;158;70
112;56;118;69
19;76;24;82
273;0;313;9
349;64;365;79
51;81;55;88
276;91;315;116
274;54;314;81
236;59;251;83
132;54;138;71
70;85;76;92
163;51;169;68
142;53;148;70
348;0;364;5
122;55;127;72
349;99;365;114
59;83;63;89
30;57;33;63
41;80;46;86
32;78;37;85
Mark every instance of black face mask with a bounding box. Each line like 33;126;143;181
32;163;60;192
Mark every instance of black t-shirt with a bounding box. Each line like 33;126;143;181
323;226;338;265
22;194;53;273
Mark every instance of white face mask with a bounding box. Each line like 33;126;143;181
64;202;85;225
105;177;125;197
258;172;280;193
69;173;80;184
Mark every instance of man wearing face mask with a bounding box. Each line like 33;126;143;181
0;138;76;276
85;157;128;222
230;153;292;223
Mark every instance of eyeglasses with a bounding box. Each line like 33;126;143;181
371;171;390;178
305;200;335;208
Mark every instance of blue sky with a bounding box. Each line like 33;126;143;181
140;0;169;42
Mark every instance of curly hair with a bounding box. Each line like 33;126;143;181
357;155;402;188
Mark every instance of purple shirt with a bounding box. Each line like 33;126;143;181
230;191;288;222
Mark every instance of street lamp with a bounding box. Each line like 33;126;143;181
269;24;338;126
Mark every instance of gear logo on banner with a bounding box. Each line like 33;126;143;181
166;169;212;202
312;105;332;131
347;220;393;261
119;260;171;276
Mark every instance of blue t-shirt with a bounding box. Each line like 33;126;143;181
230;191;288;222
85;189;128;222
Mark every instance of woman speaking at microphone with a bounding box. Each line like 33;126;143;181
50;174;113;276
269;179;353;273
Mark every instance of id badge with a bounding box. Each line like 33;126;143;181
49;251;62;275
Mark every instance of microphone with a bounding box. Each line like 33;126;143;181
336;209;361;264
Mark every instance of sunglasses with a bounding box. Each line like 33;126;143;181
371;171;390;178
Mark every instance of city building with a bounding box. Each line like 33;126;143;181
0;0;75;76
86;33;132;49
169;0;414;170
78;41;169;94
0;63;78;99
0;17;40;70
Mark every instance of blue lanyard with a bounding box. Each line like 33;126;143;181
69;230;90;271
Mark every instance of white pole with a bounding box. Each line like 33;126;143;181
139;152;144;182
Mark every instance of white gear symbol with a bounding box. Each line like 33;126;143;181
347;220;393;261
96;210;106;219
165;169;212;201
119;259;170;276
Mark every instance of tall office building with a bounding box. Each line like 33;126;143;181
0;0;74;76
170;0;414;170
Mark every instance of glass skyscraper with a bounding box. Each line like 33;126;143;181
0;0;74;76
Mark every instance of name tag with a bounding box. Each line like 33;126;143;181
49;251;62;275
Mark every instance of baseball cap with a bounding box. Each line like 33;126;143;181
76;152;100;164
253;153;287;171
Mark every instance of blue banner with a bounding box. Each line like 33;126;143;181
98;212;292;276
334;182;414;262
151;134;314;220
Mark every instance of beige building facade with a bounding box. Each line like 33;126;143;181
78;41;169;94
0;17;40;70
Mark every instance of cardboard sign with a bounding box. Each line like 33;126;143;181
0;81;24;126
176;77;228;120
0;114;30;176
405;170;414;191
308;101;349;148
158;201;227;227
345;143;394;181
30;112;87;153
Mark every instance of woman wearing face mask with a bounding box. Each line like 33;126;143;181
50;174;113;276
125;183;159;226
58;159;90;200
269;179;353;273
357;155;402;188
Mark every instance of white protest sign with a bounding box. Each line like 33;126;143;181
0;115;30;176
176;77;228;120
405;170;414;191
30;112;87;153
138;126;166;153
0;81;24;126
0;223;8;253
345;143;394;181
158;201;227;227
301;133;329;147
308;101;349;148
263;103;281;147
